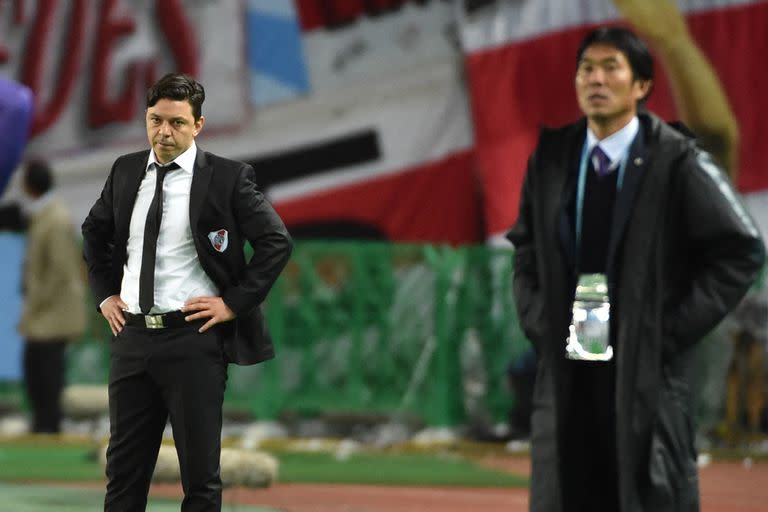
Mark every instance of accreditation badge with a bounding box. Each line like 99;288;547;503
565;274;613;362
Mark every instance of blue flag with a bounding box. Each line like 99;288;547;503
0;76;34;196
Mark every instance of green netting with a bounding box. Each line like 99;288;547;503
17;239;761;432
239;242;529;426
62;242;528;427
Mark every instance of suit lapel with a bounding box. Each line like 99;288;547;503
189;148;213;229
117;152;150;239
607;123;648;277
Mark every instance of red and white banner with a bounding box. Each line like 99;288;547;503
264;0;482;243
460;0;768;240
0;0;249;157
3;1;765;246
0;0;483;244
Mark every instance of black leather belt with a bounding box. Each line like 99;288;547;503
124;310;193;329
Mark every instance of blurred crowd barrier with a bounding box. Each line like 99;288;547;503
67;242;526;429
2;241;766;439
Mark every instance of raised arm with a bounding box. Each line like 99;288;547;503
614;0;739;176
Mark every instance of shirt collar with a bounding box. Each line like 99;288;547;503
146;140;197;174
586;116;639;168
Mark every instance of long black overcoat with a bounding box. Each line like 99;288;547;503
507;113;765;512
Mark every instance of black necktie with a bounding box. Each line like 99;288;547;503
139;162;179;314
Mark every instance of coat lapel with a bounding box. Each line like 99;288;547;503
607;124;648;277
189;148;213;229
557;122;587;274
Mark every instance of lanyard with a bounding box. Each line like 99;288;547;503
575;141;629;260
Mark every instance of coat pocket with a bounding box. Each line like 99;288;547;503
646;377;700;512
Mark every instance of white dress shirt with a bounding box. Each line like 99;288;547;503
586;116;639;172
119;141;219;314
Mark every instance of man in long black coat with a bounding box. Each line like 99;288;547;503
507;26;764;512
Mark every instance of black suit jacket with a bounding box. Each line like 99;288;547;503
82;148;292;365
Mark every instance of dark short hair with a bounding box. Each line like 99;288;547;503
24;159;54;195
146;73;205;120
577;26;654;101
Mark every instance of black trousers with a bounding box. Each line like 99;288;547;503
104;322;228;512
560;360;619;512
23;339;67;433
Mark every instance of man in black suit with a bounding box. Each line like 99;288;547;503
82;73;292;511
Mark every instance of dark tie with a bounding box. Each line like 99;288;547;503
139;162;179;314
591;145;612;177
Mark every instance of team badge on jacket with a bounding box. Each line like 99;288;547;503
207;229;229;252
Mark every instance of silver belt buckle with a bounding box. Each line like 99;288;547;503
144;314;165;329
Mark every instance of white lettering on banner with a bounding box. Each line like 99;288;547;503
0;0;248;158
302;1;459;91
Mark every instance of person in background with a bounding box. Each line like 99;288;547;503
82;73;292;511
507;23;764;512
720;287;767;442
17;159;86;433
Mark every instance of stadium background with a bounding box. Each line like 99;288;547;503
0;0;767;510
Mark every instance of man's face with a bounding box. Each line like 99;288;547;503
146;99;204;164
575;43;650;128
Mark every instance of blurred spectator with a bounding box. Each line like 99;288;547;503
720;287;768;442
17;159;86;433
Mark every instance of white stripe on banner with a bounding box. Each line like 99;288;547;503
266;67;474;203
460;0;760;53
